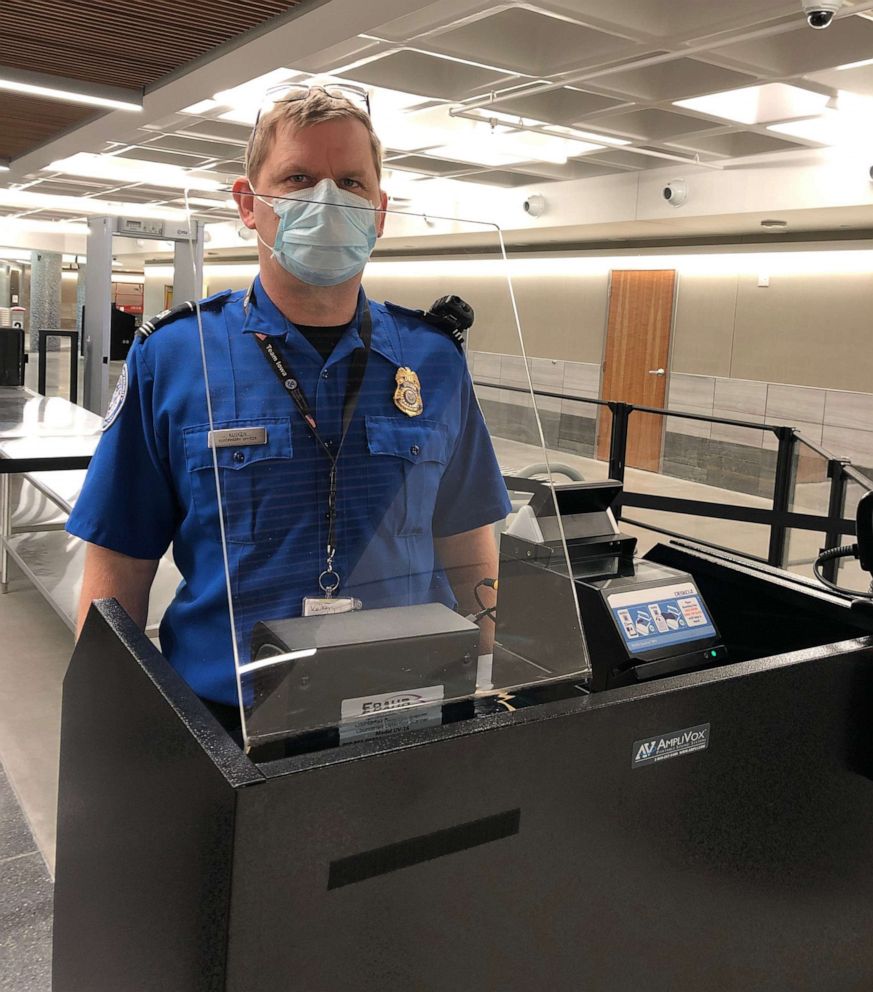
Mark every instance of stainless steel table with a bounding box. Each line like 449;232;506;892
0;386;178;633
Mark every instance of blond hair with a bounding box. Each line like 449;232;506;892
245;87;383;183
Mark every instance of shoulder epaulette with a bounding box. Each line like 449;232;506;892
137;289;233;340
384;295;474;353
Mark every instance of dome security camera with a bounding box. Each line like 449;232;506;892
662;180;687;207
523;193;546;217
801;0;843;29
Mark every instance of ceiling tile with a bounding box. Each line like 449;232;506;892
710;15;873;76
114;147;208;167
30;178;111;194
541;0;798;42
90;186;179;203
339;51;510;102
442;170;534;187
148;135;247;159
212;159;246;173
424;8;641;76
580;149;666;171
667;130;809;157
591;58;758;102
488;87;627;126
384;154;473;176
177;119;253;143
585;108;722;141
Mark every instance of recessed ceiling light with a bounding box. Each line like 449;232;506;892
835;56;873;71
768;91;873;145
0;188;188;221
0;67;141;111
675;83;830;125
45;153;223;192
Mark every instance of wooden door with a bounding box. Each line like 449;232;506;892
596;270;676;472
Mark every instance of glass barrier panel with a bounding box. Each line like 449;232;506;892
784;438;831;582
834;476;873;595
475;385;611;486
618;408;772;560
187;199;589;754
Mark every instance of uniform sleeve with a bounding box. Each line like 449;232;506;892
66;340;178;559
432;370;511;538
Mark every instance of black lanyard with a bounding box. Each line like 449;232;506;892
253;299;372;594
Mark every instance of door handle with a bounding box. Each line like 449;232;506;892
647;368;665;376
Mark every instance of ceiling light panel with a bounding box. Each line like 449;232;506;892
422;7;641;77
0;188;188;220
591;58;757;103
45;153;223;191
0;67;142;111
675;83;832;125
768;110;861;145
194;67;303;126
336;51;512;102
709;16;873;77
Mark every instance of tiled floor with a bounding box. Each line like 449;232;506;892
0;765;53;992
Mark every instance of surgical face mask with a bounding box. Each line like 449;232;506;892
256;178;378;287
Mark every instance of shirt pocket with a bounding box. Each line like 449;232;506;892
365;415;451;537
183;418;294;545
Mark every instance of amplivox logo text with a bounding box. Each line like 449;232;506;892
632;723;710;768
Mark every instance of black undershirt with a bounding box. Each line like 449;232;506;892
296;322;350;363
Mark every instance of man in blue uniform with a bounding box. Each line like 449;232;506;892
68;84;510;710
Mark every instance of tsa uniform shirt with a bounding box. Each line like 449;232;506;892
67;279;510;705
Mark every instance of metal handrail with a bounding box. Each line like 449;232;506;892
474;378;873;574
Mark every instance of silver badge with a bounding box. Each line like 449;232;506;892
101;364;128;432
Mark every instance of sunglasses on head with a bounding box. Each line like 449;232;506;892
254;82;371;128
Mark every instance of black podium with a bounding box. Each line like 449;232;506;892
53;585;873;992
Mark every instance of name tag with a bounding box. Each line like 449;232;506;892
208;427;267;448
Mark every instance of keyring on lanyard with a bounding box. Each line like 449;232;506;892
318;568;341;596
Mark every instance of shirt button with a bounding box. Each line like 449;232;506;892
410;444;421;456
233;451;245;463
321;369;329;379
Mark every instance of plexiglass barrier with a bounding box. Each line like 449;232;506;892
187;198;589;753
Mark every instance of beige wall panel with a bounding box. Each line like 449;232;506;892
731;272;873;391
513;272;607;363
366;268;608;362
365;270;519;355
670;274;736;377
